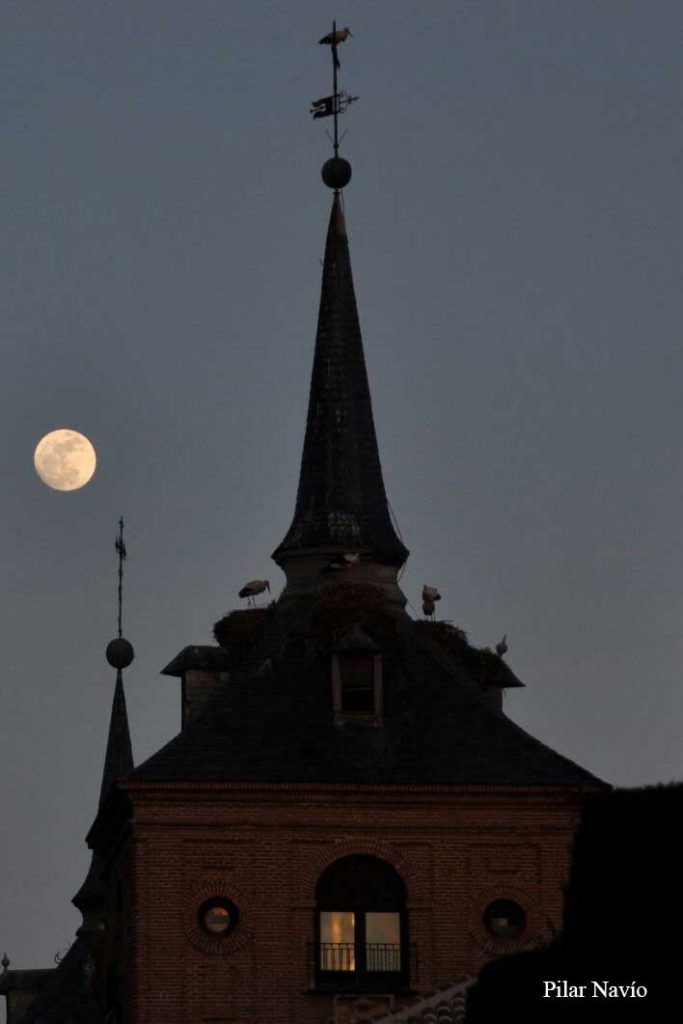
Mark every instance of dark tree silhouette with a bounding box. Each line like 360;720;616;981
466;784;682;1022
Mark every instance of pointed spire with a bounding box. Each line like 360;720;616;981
98;669;134;808
273;195;408;570
73;671;133;918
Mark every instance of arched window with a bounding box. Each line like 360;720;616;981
315;855;408;990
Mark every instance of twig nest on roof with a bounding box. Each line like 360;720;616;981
213;607;273;657
416;621;523;689
301;581;402;652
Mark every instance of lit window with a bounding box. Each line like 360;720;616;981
365;912;401;972
483;899;526;939
315;855;407;990
199;898;239;937
320;911;355;970
204;905;230;933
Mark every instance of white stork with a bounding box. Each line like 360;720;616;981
319;26;352;69
239;580;270;607
321;552;361;574
495;634;508;658
319;26;352;45
422;598;436;620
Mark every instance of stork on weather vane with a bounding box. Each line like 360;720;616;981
311;20;358;165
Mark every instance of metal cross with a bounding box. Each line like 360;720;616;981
114;516;127;639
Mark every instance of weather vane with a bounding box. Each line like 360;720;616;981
106;516;134;671
312;21;358;192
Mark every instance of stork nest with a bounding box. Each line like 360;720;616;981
296;581;403;653
415;620;522;689
213;607;274;659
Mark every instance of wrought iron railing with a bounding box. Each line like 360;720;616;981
365;943;401;972
320;942;356;971
318;942;401;972
307;942;419;990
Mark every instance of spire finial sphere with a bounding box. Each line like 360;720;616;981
106;638;134;669
322;157;352;190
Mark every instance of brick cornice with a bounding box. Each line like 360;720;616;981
121;779;601;802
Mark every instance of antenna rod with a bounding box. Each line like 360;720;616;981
115;516;127;639
332;19;339;157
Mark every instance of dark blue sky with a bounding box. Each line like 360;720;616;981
2;0;683;981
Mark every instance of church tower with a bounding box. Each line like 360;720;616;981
85;32;603;1024
3;27;605;1024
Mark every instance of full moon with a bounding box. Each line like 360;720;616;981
33;429;97;491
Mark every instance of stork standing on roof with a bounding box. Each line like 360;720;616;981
239;580;271;607
422;585;441;620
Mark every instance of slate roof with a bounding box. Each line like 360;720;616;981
162;644;234;676
0;967;51;1023
132;594;604;788
73;670;133;914
132;191;602;791
9;938;105;1024
96;670;133;807
273;195;408;568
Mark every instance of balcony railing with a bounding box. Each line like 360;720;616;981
320;942;355;972
307;942;418;991
318;942;402;972
365;943;402;972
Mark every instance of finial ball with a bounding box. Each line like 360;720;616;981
322;157;352;190
106;637;135;669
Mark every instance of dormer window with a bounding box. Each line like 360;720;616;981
331;626;382;725
339;655;375;713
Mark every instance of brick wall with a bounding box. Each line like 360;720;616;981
102;782;590;1024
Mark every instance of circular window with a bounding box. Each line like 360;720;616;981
198;898;239;937
483;899;526;939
